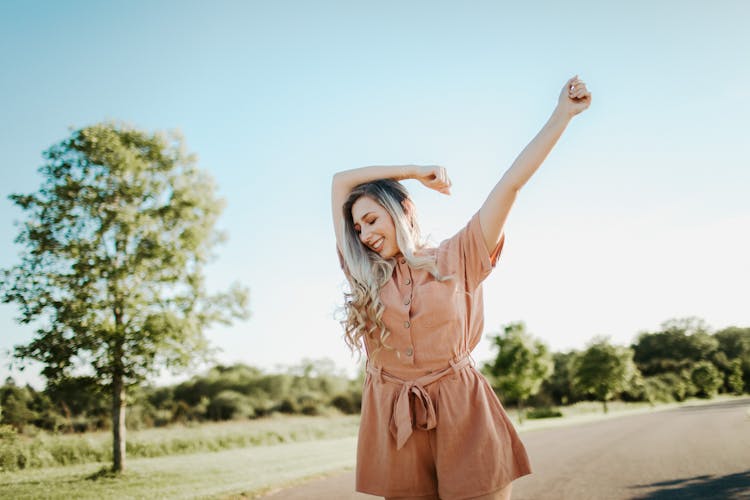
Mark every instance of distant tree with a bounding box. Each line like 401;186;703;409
715;326;750;392
714;327;750;359
483;322;554;423
632;317;718;376
539;351;578;406
727;359;744;395
690;361;723;398
0;383;36;432
44;376;109;430
0;123;249;471
571;337;637;413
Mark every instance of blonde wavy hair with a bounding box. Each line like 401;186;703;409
338;179;454;363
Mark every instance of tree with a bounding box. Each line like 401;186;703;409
483;322;553;423
632;317;718;376
727;358;745;395
0;123;249;471
540;350;578;406
571;337;637;413
715;326;750;392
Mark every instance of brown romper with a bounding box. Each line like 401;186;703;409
337;210;531;499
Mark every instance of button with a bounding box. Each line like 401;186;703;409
404;297;411;306
400;258;406;264
405;278;412;285
404;320;411;328
405;347;414;356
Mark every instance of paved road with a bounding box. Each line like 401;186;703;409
261;398;750;499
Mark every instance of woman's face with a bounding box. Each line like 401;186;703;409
351;195;401;259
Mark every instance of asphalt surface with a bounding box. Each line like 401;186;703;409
261;398;750;499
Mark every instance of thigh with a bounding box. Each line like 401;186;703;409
465;482;512;500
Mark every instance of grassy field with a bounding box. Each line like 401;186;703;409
2;396;747;499
0;436;357;499
1;414;361;470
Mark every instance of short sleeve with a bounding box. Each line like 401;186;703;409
440;210;505;291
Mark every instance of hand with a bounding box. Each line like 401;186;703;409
414;165;452;195
558;75;592;118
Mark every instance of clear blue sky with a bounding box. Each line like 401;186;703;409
2;0;748;387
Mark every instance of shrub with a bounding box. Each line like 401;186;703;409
526;407;563;419
207;390;255;420
330;391;361;414
0;425;26;471
691;361;723;398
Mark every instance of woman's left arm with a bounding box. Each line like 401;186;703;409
478;75;592;253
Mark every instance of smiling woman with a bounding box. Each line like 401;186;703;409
331;76;591;500
351;196;396;257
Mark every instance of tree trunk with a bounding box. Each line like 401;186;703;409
517;399;524;424
602;398;608;414
112;373;126;472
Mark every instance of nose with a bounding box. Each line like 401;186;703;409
359;227;371;245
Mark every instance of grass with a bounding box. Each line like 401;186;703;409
1;414;361;470
0;436;357;499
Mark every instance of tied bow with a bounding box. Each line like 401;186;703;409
367;354;471;450
389;381;437;450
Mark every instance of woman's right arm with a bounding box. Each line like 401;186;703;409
332;164;453;252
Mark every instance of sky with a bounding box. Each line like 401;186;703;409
1;0;748;388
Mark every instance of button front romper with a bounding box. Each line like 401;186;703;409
337;210;531;500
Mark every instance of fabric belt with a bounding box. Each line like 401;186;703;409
366;353;473;450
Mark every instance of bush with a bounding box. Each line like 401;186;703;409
526;407;563;419
641;376;676;404
691;361;723;398
207;390;255;420
0;425;26;471
276;398;298;414
330;391;361;414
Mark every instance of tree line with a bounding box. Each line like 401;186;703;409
3;316;747;435
482;317;749;421
0;358;364;434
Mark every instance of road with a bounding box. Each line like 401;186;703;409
261;398;750;499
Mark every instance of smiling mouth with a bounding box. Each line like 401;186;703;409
371;237;384;251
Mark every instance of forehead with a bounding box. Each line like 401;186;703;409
351;196;384;222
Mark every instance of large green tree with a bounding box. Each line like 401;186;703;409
571;337;638;413
483;322;553;423
0;123;249;471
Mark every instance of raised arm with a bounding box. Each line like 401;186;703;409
331;164;452;252
478;76;592;253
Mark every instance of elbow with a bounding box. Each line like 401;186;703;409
332;171;345;189
497;175;522;196
332;170;350;185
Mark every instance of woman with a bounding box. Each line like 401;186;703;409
332;76;592;500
